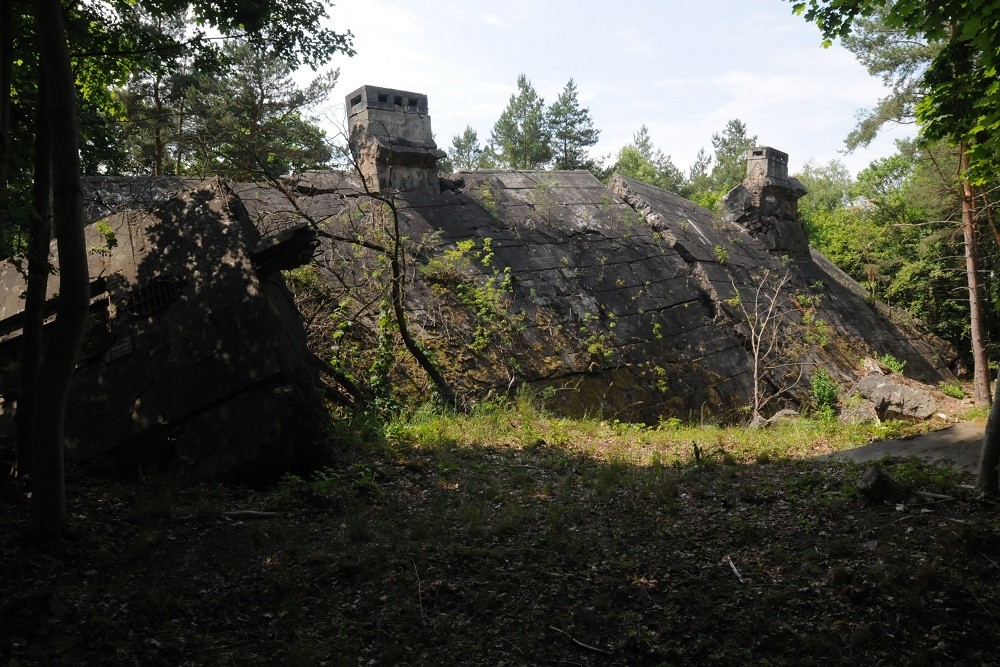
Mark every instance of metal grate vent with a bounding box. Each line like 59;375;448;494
126;278;181;317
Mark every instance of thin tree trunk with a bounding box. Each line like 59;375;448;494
978;372;1000;494
0;0;12;198
153;73;163;176
32;0;89;537
15;65;51;475
959;144;991;405
385;201;456;407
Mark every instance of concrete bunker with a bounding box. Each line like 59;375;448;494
0;86;961;476
238;86;956;423
0;179;325;478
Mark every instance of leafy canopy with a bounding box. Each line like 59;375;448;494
790;0;1000;181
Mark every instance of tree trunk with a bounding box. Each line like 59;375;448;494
153;73;164;176
959;144;991;405
0;0;12;198
385;201;456;407
15;66;51;475
31;0;89;537
978;372;1000;494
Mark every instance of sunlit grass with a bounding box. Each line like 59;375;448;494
382;390;915;467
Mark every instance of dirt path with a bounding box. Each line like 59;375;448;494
830;420;985;473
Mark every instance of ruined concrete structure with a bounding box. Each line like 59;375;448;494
0;85;959;474
722;146;810;256
239;85;955;423
346;85;446;193
0;179;324;477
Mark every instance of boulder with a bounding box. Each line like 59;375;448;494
853;374;937;420
839;397;880;424
749;408;799;429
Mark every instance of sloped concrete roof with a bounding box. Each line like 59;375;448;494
238;168;954;422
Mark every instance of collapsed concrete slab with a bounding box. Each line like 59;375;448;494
236;92;955;423
0;179;325;478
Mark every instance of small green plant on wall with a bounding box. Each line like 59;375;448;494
419;237;520;355
878;353;906;374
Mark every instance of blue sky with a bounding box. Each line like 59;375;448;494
318;0;914;176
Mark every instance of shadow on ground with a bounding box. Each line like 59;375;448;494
1;431;998;665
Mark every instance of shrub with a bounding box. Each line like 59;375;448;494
938;381;965;399
810;369;839;419
878;353;906;374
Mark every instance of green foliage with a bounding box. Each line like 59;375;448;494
796;159;853;237
797;144;982;355
709;118;758;193
440;126;484;173
939;381;966;399
367;291;402;402
790;0;1000;181
88;221;119;257
176;40;337;179
878;353;907;374
420;239;476;285
489;74;552;169
837;9;941;150
419;238;518;355
810;369;840;420
713;244;729;264
547;78;600;171
579;311;615;361
476;184;498;217
612;125;685;193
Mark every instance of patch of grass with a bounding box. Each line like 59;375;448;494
883;458;966;494
382;389;911;470
939;381;966;399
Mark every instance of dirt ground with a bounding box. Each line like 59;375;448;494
2;424;999;665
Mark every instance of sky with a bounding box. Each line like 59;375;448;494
311;0;914;177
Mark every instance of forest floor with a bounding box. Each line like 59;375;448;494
2;410;999;666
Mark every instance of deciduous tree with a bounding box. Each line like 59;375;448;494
613;125;684;193
12;0;353;536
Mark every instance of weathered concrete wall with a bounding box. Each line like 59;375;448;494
346;85;445;193
0;179;325;477
238;166;955;423
1;144;956;473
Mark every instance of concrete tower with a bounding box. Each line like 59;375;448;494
345;85;446;193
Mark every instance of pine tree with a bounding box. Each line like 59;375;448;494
547;78;599;170
489;74;552;170
443;125;483;172
710;118;757;192
181;41;337;179
686;147;712;194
